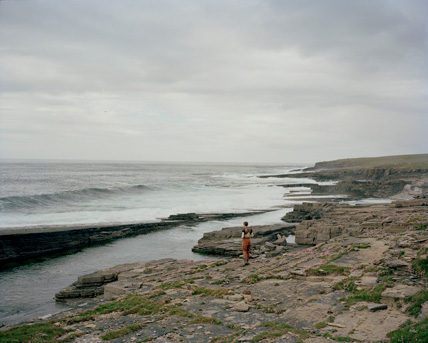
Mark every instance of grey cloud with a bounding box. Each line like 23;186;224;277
0;0;427;162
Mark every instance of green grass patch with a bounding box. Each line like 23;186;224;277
415;224;428;231
189;315;223;326
64;293;165;324
101;323;145;341
168;307;195;319
251;322;309;342
191;286;229;298
188;264;210;274
336;278;392;304
211;275;234;285
156;279;194;290
306;264;351;276
315;321;327;329
241;273;262;284
328;243;371;262
148;290;167;298
354;243;371;249
344;283;386;304
0;322;72;343
328;252;349;262
122;297;165;316
387;317;428;342
211;329;245;343
259;303;282;314
405;290;428;318
412;257;428;276
192;264;208;270
322;333;359;341
377;266;393;277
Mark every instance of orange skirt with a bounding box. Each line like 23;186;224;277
242;238;251;260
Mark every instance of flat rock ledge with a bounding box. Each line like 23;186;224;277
0;210;266;269
191;223;295;257
285;199;428;245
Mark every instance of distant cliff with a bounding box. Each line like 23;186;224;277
310;153;428;170
263;154;428;200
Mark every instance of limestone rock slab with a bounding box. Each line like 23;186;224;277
381;284;422;299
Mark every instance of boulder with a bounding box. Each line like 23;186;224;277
233;301;250;312
192;224;295;256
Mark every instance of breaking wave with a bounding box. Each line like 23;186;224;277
0;185;152;211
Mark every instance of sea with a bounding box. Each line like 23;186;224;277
0;160;317;327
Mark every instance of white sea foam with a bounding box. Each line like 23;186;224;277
0;161;310;229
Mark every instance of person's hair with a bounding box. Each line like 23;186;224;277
243;221;248;227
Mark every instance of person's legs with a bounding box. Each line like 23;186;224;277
242;239;250;265
246;240;251;265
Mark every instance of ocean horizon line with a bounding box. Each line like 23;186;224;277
0;157;314;166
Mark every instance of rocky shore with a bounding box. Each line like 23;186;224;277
3;200;426;342
1;154;428;342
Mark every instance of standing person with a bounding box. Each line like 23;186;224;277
241;221;253;266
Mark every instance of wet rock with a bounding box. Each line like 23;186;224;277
167;213;200;221
0;222;177;268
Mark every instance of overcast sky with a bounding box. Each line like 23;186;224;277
0;0;427;164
